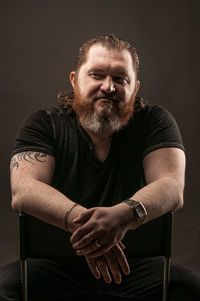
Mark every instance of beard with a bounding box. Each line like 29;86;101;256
72;85;135;136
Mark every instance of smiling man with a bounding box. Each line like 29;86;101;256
71;44;140;137
1;34;200;301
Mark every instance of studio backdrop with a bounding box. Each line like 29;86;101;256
0;0;199;272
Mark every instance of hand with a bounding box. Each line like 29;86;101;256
85;242;130;284
70;203;133;258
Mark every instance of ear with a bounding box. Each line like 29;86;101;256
69;71;76;88
134;80;140;96
136;80;140;93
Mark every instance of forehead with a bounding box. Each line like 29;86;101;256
81;44;135;74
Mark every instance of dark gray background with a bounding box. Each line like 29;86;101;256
0;0;199;272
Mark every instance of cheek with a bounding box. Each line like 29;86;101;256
118;88;132;103
124;86;137;102
80;82;100;98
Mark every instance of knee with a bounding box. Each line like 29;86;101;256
0;261;22;301
169;261;200;300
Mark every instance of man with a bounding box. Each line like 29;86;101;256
1;34;200;300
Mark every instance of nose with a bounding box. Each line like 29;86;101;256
100;78;115;94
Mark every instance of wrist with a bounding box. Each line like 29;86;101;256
123;199;147;229
115;202;139;230
120;202;139;231
63;204;87;233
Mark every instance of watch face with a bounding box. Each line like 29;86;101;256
123;199;147;224
135;202;147;222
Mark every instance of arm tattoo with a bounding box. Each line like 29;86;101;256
10;151;47;173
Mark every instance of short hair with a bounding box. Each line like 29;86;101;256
75;33;140;73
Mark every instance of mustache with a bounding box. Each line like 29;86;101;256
94;92;120;103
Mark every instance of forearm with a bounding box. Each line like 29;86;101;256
11;178;85;232
130;176;184;224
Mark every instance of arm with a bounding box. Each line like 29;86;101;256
10;151;130;283
132;147;185;221
10;151;86;231
70;147;186;257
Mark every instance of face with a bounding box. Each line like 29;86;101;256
70;44;140;135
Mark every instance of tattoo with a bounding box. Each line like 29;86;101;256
10;151;47;173
10;157;19;173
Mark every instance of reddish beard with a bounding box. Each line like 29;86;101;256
72;85;136;134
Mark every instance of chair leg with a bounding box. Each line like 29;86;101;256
21;259;28;301
163;257;171;301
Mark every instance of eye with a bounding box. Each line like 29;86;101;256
113;76;130;85
89;72;104;80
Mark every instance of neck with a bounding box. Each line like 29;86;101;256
84;128;112;146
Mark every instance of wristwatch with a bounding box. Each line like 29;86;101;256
123;199;147;225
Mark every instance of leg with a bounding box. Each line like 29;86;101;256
100;257;165;300
100;257;200;301
1;257;200;301
168;261;200;301
0;258;98;301
0;261;22;301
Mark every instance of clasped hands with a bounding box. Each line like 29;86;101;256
70;205;131;284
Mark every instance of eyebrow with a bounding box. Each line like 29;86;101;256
88;68;104;73
88;67;129;77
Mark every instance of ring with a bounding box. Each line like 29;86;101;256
94;239;102;248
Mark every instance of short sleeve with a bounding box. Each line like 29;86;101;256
142;105;185;158
11;110;56;158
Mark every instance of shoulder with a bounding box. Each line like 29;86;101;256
44;106;76;123
11;107;77;158
134;103;174;120
125;103;185;157
23;106;76;128
130;103;179;131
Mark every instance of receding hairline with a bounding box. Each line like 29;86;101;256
74;42;138;79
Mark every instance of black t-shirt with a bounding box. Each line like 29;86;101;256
11;104;185;208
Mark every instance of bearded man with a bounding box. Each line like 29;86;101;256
1;34;200;300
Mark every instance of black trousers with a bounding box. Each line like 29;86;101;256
0;256;200;301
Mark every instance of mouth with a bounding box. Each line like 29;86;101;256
96;98;114;104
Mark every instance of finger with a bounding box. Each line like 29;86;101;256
76;242;110;257
70;224;93;244
85;256;100;279
112;245;130;275
104;252;122;284
72;232;100;248
96;256;112;284
79;241;126;259
73;208;94;224
75;241;100;256
72;232;94;247
118;241;126;250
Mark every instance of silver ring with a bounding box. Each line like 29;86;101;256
94;239;102;248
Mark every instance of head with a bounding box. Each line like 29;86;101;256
58;34;144;135
74;34;140;75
